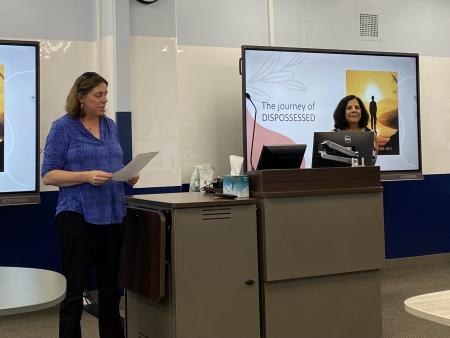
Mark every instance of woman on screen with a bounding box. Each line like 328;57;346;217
332;94;384;165
41;72;138;338
332;95;371;132
333;94;389;148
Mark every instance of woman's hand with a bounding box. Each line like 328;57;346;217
86;170;112;186
127;175;139;186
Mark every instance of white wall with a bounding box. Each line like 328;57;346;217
39;41;99;191
131;36;181;187
131;0;450;181
162;0;450;180
419;56;450;174
177;46;243;180
3;0;450;189
0;0;96;41
0;1;100;191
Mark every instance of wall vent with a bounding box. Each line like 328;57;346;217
358;11;381;40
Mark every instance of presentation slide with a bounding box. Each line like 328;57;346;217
0;42;38;194
243;47;421;173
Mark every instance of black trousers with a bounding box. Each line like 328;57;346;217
56;211;125;338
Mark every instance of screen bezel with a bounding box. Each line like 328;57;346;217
241;45;422;179
0;39;40;205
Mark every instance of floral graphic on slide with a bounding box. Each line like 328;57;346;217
247;53;308;102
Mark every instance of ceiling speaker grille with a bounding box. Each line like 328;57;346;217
359;13;379;38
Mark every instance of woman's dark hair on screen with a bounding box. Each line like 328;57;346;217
333;94;369;130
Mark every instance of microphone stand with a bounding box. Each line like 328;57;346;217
246;93;257;170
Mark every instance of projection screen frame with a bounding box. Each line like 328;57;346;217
0;39;40;206
241;45;423;180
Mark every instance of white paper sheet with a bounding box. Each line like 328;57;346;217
112;151;159;182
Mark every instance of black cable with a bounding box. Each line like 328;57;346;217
246;94;258;171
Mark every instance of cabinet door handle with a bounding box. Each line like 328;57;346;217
245;279;255;285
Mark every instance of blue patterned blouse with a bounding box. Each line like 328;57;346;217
41;114;125;225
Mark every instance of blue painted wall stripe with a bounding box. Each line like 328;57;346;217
382;175;450;258
116;111;133;164
2;174;450;270
116;111;133;195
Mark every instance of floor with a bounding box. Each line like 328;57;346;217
2;258;450;337
381;259;450;337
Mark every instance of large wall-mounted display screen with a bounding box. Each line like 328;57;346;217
0;40;40;205
241;46;422;178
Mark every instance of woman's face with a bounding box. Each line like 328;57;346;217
79;82;108;117
345;98;361;126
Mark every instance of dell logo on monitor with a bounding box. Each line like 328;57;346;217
344;135;352;144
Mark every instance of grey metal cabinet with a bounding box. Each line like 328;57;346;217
123;193;260;338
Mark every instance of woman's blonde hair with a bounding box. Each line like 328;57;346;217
65;72;108;118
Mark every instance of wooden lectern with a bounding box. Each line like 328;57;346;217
248;166;384;338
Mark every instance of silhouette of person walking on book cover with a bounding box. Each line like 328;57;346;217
369;96;377;131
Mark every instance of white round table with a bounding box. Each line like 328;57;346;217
0;266;66;316
404;290;450;326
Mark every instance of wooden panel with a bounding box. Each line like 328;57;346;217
248;167;381;196
126;192;257;209
120;207;166;302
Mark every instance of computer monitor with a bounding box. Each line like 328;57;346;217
312;131;374;168
256;144;307;170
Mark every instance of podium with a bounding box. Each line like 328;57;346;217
248;166;384;338
120;167;384;338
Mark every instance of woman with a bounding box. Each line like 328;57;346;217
42;72;138;338
332;94;378;164
333;94;389;148
333;94;371;132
